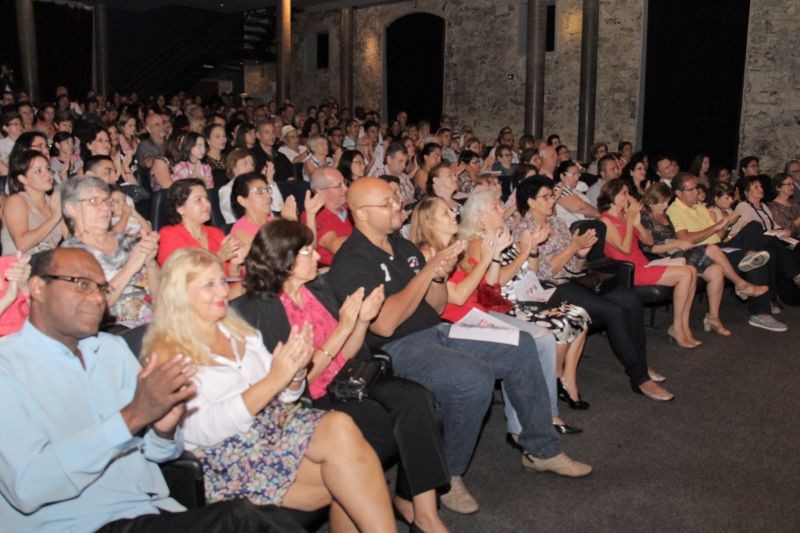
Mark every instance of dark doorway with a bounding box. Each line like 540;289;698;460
386;13;445;130
642;0;750;170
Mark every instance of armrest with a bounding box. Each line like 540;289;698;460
159;451;206;509
585;257;634;288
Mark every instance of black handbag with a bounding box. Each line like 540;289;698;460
567;258;623;295
327;354;392;402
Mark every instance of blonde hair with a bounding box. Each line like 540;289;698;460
141;247;256;365
458;190;495;241
408;196;451;252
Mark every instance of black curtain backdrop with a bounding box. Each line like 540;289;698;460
386;13;445;130
0;0;93;102
642;0;751;170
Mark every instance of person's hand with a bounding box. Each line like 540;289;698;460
4;252;31;298
132;231;159;265
358;285;385;322
304;190;324;217
121;353;198;435
516;228;533;257
152;401;186;437
427;240;465;279
671;239;694;251
530;221;551;246
218;234;242;262
452;162;466;176
281;195;298;221
571;228;598;257
269;323;314;387
338;287;365;332
261;161;276;183
626;199;643;224
47;191;63;223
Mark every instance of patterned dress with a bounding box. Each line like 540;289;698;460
184;327;326;506
641;211;712;273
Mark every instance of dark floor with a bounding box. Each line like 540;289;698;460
425;297;800;532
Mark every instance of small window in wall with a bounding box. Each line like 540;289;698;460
517;0;556;54
316;32;329;69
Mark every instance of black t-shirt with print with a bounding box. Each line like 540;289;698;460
328;228;441;351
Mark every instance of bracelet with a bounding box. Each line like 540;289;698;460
528;251;540;258
317;347;334;360
491;258;502;264
432;276;446;284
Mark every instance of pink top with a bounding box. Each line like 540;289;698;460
230;216;277;238
0;257;29;336
280;285;346;400
172;161;214;189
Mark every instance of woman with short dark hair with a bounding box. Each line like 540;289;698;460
233;220;450;532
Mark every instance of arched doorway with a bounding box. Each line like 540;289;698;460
385;13;445;130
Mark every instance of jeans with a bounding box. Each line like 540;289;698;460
488;312;558;435
383;323;561;476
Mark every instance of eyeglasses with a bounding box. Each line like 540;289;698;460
682;186;697;192
359;195;401;209
564;172;581;178
297;247;315;256
80;196;112;207
40;274;111;296
535;193;555;201
318;181;346;190
249;186;271;195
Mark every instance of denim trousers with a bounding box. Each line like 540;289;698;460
383;323;561;476
488;312;558;435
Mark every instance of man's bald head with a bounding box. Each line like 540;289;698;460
347;177;402;234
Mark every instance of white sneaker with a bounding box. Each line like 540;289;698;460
748;314;788;332
738;251;769;272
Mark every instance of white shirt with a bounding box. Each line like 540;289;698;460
278;144;308;162
181;325;304;449
0;136;14;165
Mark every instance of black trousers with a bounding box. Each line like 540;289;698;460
551;283;649;387
313;374;449;499
97;499;303;533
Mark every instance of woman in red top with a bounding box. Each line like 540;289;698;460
409;195;587;435
598;180;699;348
157;179;244;279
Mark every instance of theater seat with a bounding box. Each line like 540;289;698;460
149;190;169;232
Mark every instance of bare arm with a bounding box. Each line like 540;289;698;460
2;194;63;254
558;195;598;217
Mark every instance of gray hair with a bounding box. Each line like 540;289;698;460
458;189;496;241
60;175;111;233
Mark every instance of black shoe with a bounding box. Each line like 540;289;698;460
553;423;583;435
505;433;523;451
557;379;590;410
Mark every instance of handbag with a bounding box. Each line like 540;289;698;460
327;355;392;402
567;257;623;295
477;283;514;314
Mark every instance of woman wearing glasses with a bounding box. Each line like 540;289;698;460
554;160;597;225
60;176;159;328
514;175;674;401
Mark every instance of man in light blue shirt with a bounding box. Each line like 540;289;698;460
0;248;300;532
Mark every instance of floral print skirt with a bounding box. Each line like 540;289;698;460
511;301;591;344
193;400;326;506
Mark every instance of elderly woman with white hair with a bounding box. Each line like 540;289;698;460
303;134;334;182
60;175;160;328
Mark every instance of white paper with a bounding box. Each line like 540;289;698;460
449;308;520;346
645;257;686;267
720;247;741;253
513;269;556;303
765;230;799;248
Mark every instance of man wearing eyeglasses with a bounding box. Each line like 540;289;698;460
328;177;591;515
303;168;352;266
0;248;300;531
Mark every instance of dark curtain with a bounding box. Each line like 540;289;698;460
34;1;93;101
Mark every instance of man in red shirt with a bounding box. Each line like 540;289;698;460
303;167;352;265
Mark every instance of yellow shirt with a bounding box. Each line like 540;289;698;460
666;198;721;245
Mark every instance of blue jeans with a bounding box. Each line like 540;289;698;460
383;323;561;476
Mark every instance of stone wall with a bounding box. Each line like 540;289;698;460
286;0;644;149
739;0;800;174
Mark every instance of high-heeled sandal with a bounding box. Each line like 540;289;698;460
647;368;667;382
703;314;732;336
735;283;768;300
667;326;696;349
557;378;589;410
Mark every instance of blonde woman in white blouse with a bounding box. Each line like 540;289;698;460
142;248;394;533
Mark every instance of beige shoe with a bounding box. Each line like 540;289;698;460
440;476;479;514
522;452;592;477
